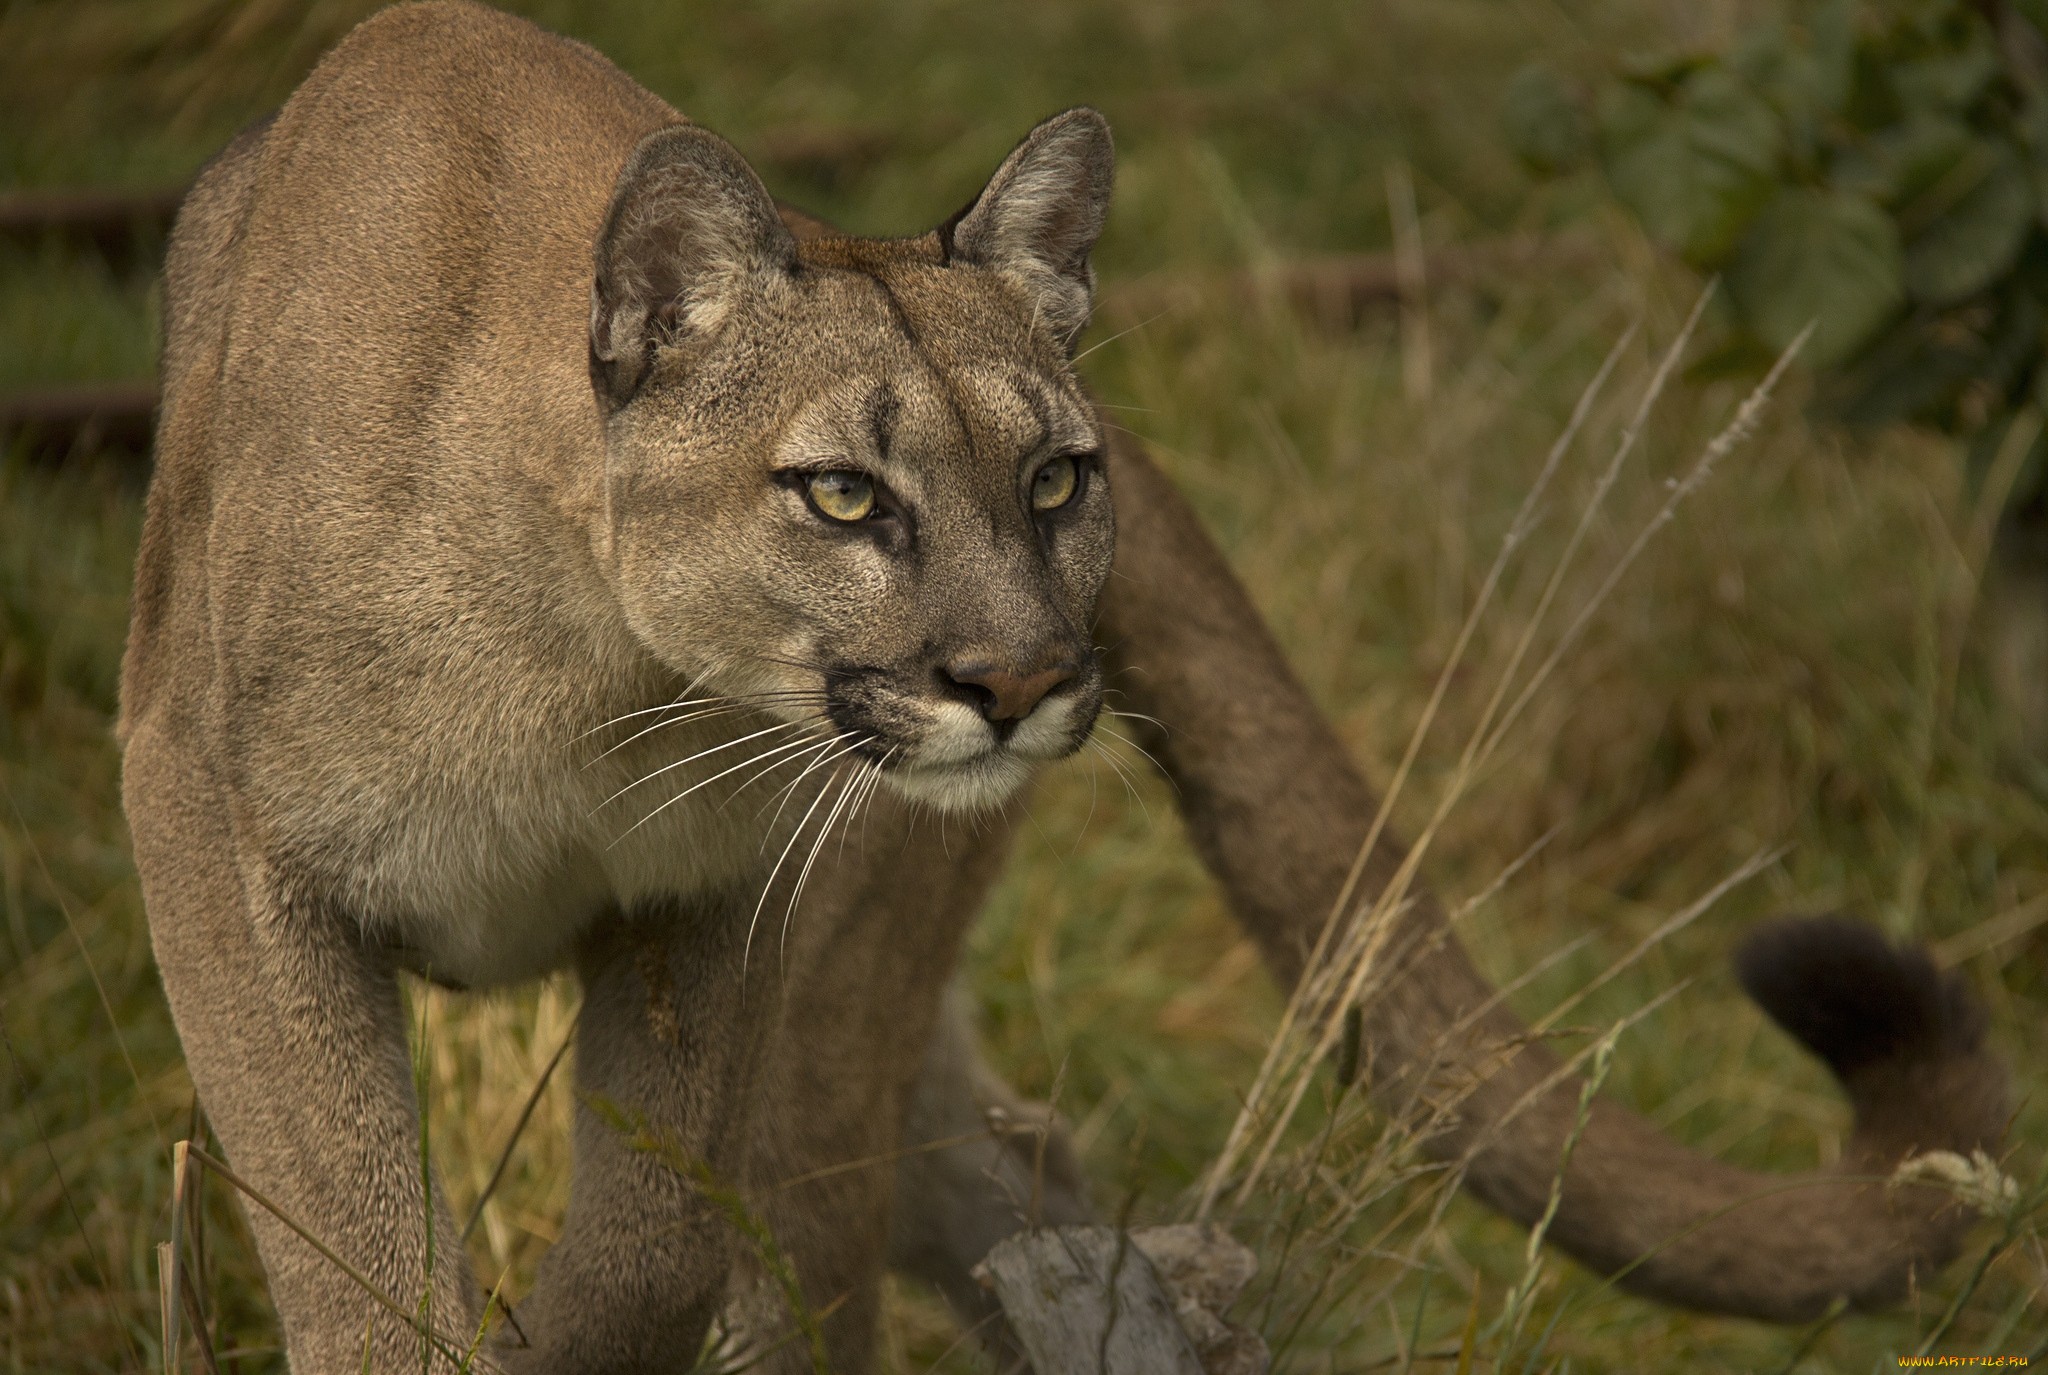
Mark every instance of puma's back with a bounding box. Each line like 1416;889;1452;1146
127;2;669;741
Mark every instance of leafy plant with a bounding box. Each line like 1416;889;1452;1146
1508;0;2048;505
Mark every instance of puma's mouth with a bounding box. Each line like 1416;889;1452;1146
819;673;1100;815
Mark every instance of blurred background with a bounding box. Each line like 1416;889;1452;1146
3;0;2046;1370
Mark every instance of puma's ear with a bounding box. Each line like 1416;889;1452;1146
944;108;1114;352
591;124;797;411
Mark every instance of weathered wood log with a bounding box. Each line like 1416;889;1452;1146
976;1226;1206;1375
1126;1225;1269;1375
0;215;1595;475
1100;233;1602;332
0;186;185;261
0;381;157;469
973;1224;1268;1375
749;123;898;190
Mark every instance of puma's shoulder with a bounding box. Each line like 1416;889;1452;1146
125;2;682;745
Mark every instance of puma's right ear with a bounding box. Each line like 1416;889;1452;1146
591;124;797;412
943;108;1114;351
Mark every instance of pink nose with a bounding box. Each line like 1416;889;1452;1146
943;657;1078;721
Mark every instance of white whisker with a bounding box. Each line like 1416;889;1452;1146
841;752;891;861
583;701;755;767
1093;724;1170;783
1071;310;1164;365
1076;747;1101;857
758;733;869;837
853;746;898;855
719;726;840;808
576;656;743;742
778;764;869;971
579;677;828;766
576;693;704;742
606;730;832;846
597;719;809;811
744;767;846;980
1087;737;1149;822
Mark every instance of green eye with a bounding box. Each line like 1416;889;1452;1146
808;471;877;523
1032;455;1080;511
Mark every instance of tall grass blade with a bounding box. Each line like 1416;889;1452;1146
164;1139;190;1370
1197;319;1640;1219
462;1016;577;1245
159;1240;180;1375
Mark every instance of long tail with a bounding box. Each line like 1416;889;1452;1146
1098;430;2008;1320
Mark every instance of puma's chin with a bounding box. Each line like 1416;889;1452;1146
882;751;1037;815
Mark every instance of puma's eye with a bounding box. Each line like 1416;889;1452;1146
1031;455;1080;511
807;471;877;523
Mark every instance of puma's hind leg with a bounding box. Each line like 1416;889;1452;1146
884;987;1094;1346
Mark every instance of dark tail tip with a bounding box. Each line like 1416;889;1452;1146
1734;914;1986;1080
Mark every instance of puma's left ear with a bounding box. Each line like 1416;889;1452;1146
943;108;1114;351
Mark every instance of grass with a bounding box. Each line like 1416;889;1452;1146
3;0;2046;1370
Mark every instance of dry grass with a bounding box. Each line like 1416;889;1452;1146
975;220;2048;1369
4;1;2047;1371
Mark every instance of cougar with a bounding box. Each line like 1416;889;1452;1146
122;2;2008;1370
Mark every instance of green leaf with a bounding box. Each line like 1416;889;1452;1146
1731;18;1829;164
1980;287;2045;400
2020;95;2048;227
1817;312;1981;428
1616;49;1715;88
1598;66;1783;265
1888;23;2000;116
1832;115;1975;207
1904;140;2035;305
1727;187;1904;366
1503;63;1589;175
1803;0;1858;116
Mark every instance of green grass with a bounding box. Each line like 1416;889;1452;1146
4;1;2046;1371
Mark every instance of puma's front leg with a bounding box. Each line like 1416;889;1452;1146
125;730;481;1374
736;809;1051;1374
501;896;773;1374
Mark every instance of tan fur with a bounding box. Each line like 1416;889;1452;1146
124;4;2005;1371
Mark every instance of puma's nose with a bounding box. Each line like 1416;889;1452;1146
942;655;1079;722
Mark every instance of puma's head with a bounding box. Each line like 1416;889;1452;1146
589;109;1115;814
